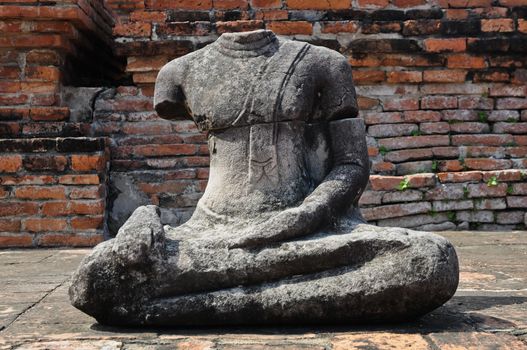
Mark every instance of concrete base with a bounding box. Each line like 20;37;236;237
0;231;526;349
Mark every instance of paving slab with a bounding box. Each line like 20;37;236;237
0;232;526;349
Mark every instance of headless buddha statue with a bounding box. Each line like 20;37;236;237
70;30;459;326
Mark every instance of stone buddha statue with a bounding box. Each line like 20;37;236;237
70;30;459;326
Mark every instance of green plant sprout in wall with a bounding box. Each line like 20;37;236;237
486;176;499;187
397;177;410;191
478;111;488;123
379;146;389;156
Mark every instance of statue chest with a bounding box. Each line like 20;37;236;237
183;44;318;131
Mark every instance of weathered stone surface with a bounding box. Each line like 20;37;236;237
70;30;459;326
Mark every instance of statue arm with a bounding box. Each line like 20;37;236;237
154;59;192;120
230;118;370;249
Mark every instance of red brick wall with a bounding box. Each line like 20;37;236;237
1;0;527;246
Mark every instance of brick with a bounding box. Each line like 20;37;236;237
494;122;527;134
447;54;487;69
481;19;514;32
438;160;464;172
0;66;20;79
254;9;289;20
444;0;491;7
508;147;527;158
69;186;103;199
134;144;197;157
23;155;67;172
24;218;67;232
438;171;482;183
127;56;170;73
425;184;465;200
442;110;479;121
71;155;106;172
41;201;71;216
452;134;513;146
38;233;103;247
368;123;417;137
423;70;467;83
321;21;358;34
15;186;66;200
130;10;167;22
372;161;395;172
392;0;425;6
29;107;69;121
382;190;422;203
369;173;435;190
468;183;508;197
156;22;213;37
496;211;524;224
213;0;249;9
0;234;32;247
420;122;450;134
396;160;434;175
378;135;450;150
497;98;527;109
26;50;61;65
0;219;21;232
266;21;313;35
449;122;489;134
251;0;282;7
357;0;389;7
488;110;520;122
424;38;466;53
519;19;527;33
148;0;213;10
359;190;383;205
475;198;506;210
0;155;22;173
433;200;473;212
58;175;100;185
386;71;422;83
507;196;527;208
465;158;512;171
287;0;350;9
362;112;403;125
421;96;457;110
402;20;441;36
71;200;105;215
362;202;431;220
217;20;264;33
384;148;432;162
0;175;55;185
402;111;442;123
71;216;104;230
474;71;510;83
456;210;494;223
25;66;60;82
352;70;385;84
458;96;493;110
382;97;419;111
433;146;460;158
489;85;527;97
357;96;380;110
378;213;448;228
113;22;151;37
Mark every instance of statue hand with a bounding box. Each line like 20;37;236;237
229;205;319;249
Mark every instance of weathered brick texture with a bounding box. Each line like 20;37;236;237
1;0;527;246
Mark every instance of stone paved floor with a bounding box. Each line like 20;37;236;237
0;231;526;349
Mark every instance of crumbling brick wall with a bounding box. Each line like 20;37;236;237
1;0;526;247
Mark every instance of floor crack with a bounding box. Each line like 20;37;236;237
0;277;69;334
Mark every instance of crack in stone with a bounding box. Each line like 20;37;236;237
0;277;68;334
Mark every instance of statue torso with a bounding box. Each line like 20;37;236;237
156;30;357;221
